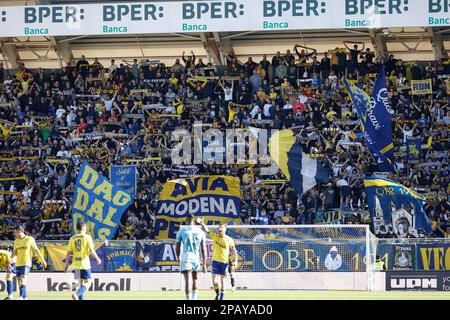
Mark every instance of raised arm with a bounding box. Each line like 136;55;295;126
196;218;210;234
294;45;301;58
33;243;47;269
201;238;207;272
343;41;351;50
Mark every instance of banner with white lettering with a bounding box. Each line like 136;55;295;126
155;176;241;239
110;165;137;195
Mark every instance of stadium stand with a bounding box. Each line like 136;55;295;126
0;48;448;241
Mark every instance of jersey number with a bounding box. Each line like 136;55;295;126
74;239;82;252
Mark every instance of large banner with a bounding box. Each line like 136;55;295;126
106;246;137;271
364;177;432;238
417;243;450;271
72;162;135;240
0;1;448;37
110;165;137;195
136;241;180;271
251;242;366;272
45;242;106;272
155;176;241;239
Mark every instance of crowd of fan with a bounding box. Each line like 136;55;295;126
0;42;448;241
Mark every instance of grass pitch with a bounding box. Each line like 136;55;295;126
22;290;450;300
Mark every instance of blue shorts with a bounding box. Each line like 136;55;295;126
15;266;30;278
181;260;200;273
73;269;92;280
212;261;228;276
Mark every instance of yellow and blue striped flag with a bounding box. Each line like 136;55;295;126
269;129;329;195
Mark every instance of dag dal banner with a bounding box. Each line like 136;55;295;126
72;161;135;240
0;1;448;37
155;176;241;239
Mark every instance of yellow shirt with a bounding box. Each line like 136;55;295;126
68;233;94;270
269;92;277;100
210;232;235;264
227;104;236;123
13;235;37;267
0;250;12;269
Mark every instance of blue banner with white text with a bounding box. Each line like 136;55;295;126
110;165;137;195
344;65;395;172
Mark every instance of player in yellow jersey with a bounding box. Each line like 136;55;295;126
0;247;16;299
64;222;102;300
197;219;237;300
11;225;47;300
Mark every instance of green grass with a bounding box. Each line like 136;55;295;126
21;290;450;300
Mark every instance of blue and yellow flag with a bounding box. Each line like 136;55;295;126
268;129;329;195
72;161;135;240
405;137;422;163
364;177;431;238
45;242;106;271
155;176;241;239
106;246;137;271
344;65;395;172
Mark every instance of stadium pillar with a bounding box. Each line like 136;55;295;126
214;32;236;65
369;29;388;58
200;32;226;65
428;28;444;60
200;33;218;65
375;34;388;58
55;41;74;67
0;41;19;69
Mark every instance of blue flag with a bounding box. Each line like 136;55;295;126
364;177;431;238
110;165;137;195
405;137;422;162
344;66;395;172
72;161;135;240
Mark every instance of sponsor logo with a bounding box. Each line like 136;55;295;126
47;278;131;292
390;277;437;290
386;272;450;291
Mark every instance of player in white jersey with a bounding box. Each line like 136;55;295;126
175;214;207;300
